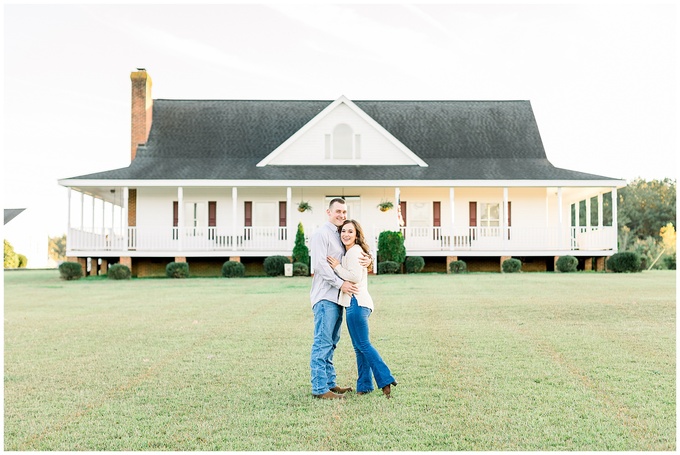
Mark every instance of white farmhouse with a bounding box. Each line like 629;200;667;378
58;70;625;277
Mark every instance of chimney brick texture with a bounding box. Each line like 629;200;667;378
130;70;153;161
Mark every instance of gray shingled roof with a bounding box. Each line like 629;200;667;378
66;99;615;181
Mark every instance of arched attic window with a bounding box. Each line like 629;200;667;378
325;123;361;160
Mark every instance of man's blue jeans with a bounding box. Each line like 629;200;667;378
345;296;395;393
310;299;343;395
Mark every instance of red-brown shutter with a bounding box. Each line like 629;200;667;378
469;201;477;227
400;201;407;227
279;201;287;227
507;201;512;240
208;201;217;227
469;201;477;241
433;201;441;227
244;201;252;227
173;201;178;227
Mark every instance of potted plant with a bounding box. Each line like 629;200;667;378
298;201;312;213
377;201;394;212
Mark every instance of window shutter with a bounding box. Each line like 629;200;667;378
244;201;252;227
208;201;217;227
507;201;512;240
173;201;178;227
469;201;477;227
433;201;441;227
279;201;287;227
400;201;407;227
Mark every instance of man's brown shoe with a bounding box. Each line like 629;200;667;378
330;386;353;394
313;391;346;400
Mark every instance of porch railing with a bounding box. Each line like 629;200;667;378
67;225;616;254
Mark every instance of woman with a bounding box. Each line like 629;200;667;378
327;219;397;398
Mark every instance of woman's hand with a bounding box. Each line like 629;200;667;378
327;256;340;268
358;253;372;268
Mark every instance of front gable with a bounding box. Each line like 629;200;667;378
257;96;428;167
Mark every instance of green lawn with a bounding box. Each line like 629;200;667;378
4;269;676;450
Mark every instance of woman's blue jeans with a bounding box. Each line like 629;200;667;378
310;300;343;395
345;296;395;393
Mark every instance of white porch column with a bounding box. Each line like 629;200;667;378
597;193;604;228
177;187;184;251
101;196;106;238
232;187;238;251
80;192;84;230
123;187;129;251
67;188;72;250
91;196;96;232
111;192;116;237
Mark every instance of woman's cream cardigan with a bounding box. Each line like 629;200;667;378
332;244;374;310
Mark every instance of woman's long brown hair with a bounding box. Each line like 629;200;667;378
339;219;373;272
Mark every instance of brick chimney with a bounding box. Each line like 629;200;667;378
130;69;153;161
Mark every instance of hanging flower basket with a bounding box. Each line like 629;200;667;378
298;201;312;212
378;201;394;212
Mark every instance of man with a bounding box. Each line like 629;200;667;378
309;198;370;399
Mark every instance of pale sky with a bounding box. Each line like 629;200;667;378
2;2;678;267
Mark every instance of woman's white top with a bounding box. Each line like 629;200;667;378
333;244;374;311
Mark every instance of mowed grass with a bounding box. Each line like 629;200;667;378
4;269;676;451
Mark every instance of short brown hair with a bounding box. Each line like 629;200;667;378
328;198;346;209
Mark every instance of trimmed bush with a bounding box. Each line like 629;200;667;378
405;256;425;274
377;231;406;265
607;252;641;273
16;254;28;268
292;222;310;268
166;262;189;278
263;255;290;277
502;258;522;273
377;261;400;274
449;260;467;274
556;255;578;273
59;261;83;280
293;262;309;276
108;264;131;280
222;261;245;278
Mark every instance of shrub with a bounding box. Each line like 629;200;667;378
166;262;189;278
607;252;641;273
292;222;310;268
449;260;467;274
502;258;522;273
663;253;676;270
405;256;425;273
108;264;131;280
377;231;406;264
16;254;28;268
293;262;309;276
221;261;245;278
377;261;400;274
263;255;290;277
556;255;578;273
59;261;83;280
